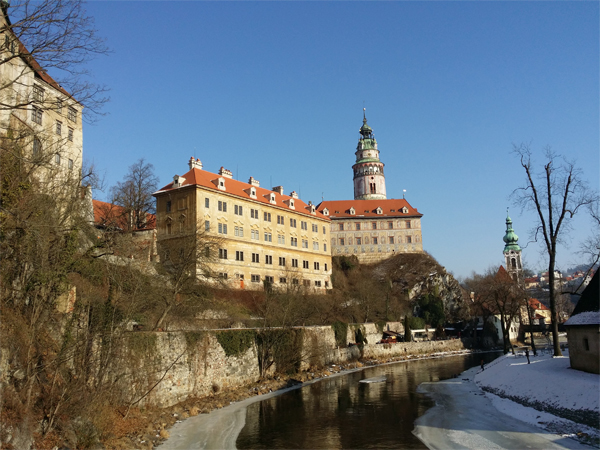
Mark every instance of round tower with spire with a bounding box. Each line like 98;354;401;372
353;109;387;200
503;209;523;283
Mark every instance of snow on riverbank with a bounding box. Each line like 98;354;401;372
475;351;599;446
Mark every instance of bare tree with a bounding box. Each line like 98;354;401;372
1;0;108;120
110;158;159;231
512;144;597;356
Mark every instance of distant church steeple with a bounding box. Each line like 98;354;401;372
353;109;387;200
503;209;523;283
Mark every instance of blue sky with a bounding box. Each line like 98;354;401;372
82;1;599;279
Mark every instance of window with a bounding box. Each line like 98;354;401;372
324;244;327;252
323;226;326;234
339;224;344;231
356;237;362;245
167;222;172;235
279;257;286;266
290;237;298;247
218;200;227;212
234;205;243;215
303;260;309;269
68;128;73;142
219;249;228;259
33;138;41;156
56;121;62;135
405;221;411;229
370;183;376;194
68;106;77;122
251;274;260;283
264;276;274;284
302;239;308;249
205;220;210;231
265;255;272;265
355;223;361;231
251;208;258;219
303;280;311;287
235;251;244;261
388;221;393;229
313;242;319;250
315;281;322;287
264;232;272;242
219;273;228;280
277;215;284;224
301;221;307;230
324;263;328;271
234;226;244;237
166;201;172;212
31;106;42;125
339;238;345;246
290;218;297;227
68;159;73;170
55;153;60;165
372;222;377;230
325;281;329;288
235;273;244;280
56;99;63;113
407;236;412;244
252;253;260;263
389;236;394;244
279;277;287;284
264;212;271;222
314;262;320;270
33;85;44;102
251;229;259;240
292;278;299;285
292;259;298;268
205;198;210;208
277;234;285;244
373;237;378;245
218;223;227;234
312;224;318;232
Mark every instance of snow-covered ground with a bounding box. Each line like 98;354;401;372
475;351;600;447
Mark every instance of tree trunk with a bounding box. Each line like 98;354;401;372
548;254;562;356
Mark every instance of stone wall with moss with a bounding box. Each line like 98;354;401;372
117;323;467;408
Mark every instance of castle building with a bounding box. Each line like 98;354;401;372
0;4;83;177
503;211;523;283
153;158;332;290
317;111;423;264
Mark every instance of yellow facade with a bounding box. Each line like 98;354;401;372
154;162;332;291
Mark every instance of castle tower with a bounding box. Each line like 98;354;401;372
353;109;387;200
503;210;523;283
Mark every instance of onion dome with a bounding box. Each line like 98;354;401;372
503;211;521;252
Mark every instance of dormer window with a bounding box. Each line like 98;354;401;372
349;207;355;215
289;199;295;209
322;208;329;216
270;193;276;204
402;207;408;214
217;177;226;191
251;188;256;197
376;207;383;215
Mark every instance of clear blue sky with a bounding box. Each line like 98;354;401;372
82;1;599;279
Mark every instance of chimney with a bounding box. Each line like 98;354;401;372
189;157;203;170
290;191;299;199
248;176;260;187
272;186;284;195
218;167;233;179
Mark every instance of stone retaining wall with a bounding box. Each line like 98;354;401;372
120;323;468;408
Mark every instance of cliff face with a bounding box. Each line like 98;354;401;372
375;252;469;322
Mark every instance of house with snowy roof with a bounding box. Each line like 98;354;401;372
564;270;599;374
317;111;423;264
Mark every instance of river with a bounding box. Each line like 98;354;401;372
236;352;501;449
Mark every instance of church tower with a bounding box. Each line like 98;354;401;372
503;210;523;283
353;109;387;200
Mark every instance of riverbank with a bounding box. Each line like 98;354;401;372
415;351;599;449
155;348;479;450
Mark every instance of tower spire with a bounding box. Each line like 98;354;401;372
353;110;386;200
503;209;523;283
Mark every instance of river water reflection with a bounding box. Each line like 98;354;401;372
237;352;501;449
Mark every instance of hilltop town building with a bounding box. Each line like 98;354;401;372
0;5;83;177
318;111;423;264
503;211;523;283
153;158;332;290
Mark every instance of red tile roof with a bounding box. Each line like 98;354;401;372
93;199;156;231
528;298;549;311
154;166;330;221
316;198;422;218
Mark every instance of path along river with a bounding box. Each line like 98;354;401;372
160;352;501;449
